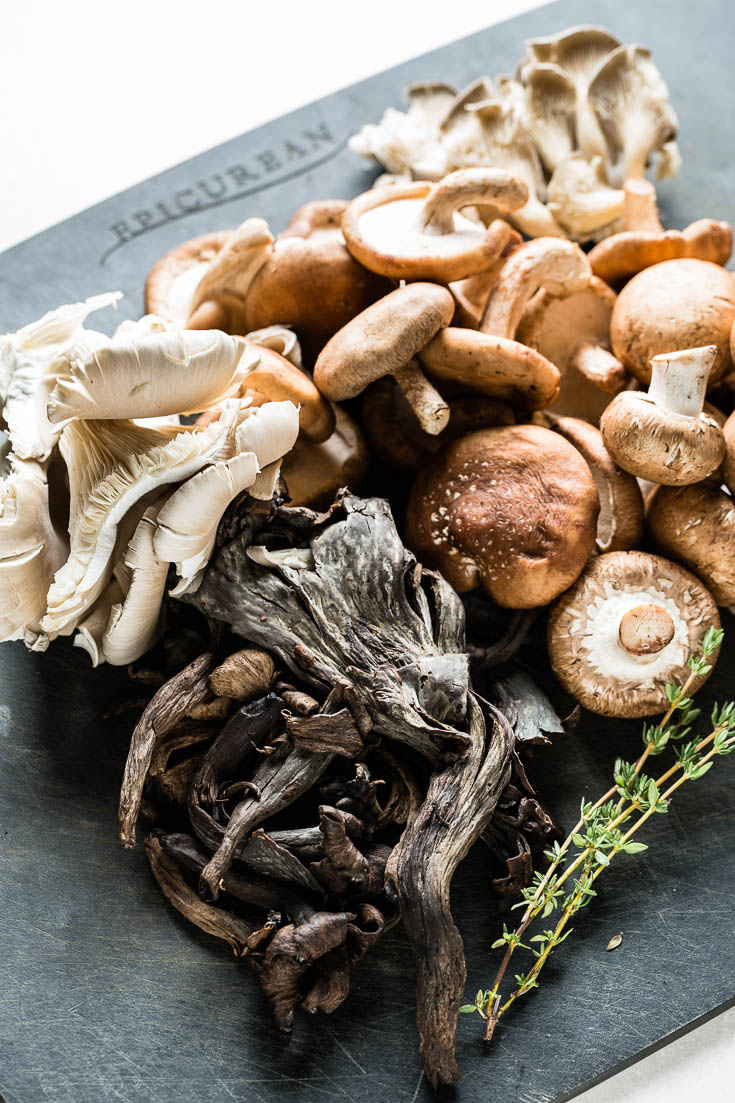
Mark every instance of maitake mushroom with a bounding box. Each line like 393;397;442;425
548;551;720;717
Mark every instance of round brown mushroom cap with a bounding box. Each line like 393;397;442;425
417;326;560;412
314;283;454;402
549;415;643;552
548;551;720;718
240;344;335;443
589;218;732;290
404;424;599;608
516;276;627;423
610;259;735;384
724;409;735;492
145;231;231;326
280;405;368;509
647;483;735;607
342;170;528;282
361;378;515;474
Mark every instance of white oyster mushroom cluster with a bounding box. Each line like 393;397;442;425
349;25;680;243
0;295;299;665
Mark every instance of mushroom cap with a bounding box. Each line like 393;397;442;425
723;409;735;493
549;415;643;552
280;405;369;509
144;231;231;326
404;424;599;608
588;219;732;289
241;343;334;443
314;283;454;401
279;199;349;241
342;174;527;282
516;276;624;422
418;326;560;412
647;483;735;607
526;26;621;82
610;259;735;383
548;551;720;718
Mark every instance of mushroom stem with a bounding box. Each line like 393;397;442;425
569;342;628;394
623;178;663;233
393;359;450;436
647;346;717;417
419;168;528;235
618;604;675;656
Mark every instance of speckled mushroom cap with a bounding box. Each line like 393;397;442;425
601;347;726;486
610;259;735;384
404;424;599;608
647;484;735;607
341;168;528;282
145;231;231;326
516;275;627;423
548;551;721;718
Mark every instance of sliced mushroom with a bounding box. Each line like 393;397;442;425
610;259;735;384
647;483;735;607
601;346;725;485
144;231;231;326
314;283;453;435
342;169;527;282
404;424;599;608
280;404;369;509
548;551;720;717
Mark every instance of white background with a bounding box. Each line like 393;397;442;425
1;2;733;1100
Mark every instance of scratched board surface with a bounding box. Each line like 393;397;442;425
1;1;734;1101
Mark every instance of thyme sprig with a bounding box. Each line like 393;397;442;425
460;628;731;1040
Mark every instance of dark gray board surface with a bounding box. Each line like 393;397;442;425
1;1;734;1100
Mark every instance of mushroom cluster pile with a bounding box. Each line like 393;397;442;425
350;25;687;242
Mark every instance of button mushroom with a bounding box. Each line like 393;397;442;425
548;551;720;718
144;231;231;326
341;169;528;282
314;283;453;435
647;483;735;608
404;424;599;608
601;346;725;485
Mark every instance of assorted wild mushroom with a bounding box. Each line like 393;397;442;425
3;19;735;1093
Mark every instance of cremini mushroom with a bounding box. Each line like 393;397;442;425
548;551;720;717
601;346;725;486
587;45;679;182
48;328;255;424
144;231;231;326
404;424;599;608
647;484;735;607
341;169;528;282
314;283;453;435
724;409;735;493
610;260;735;384
517;274;626;423
548;415;643;552
280;405;369;509
348;80;457;181
588;178;733;288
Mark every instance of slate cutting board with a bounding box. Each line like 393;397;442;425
1;1;734;1100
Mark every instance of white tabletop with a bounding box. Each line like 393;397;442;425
2;2;733;1100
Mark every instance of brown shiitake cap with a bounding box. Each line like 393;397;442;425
548;550;720;718
479;237;592;339
601;346;725;485
341;169;528;282
417;327;560;412
280;405;369;510
240;344;334;443
145;231;231;326
516;275;627;423
610;259;735;384
404;424;599;608
548;415;643;553
647;483;735;607
362;377;515;474
278;199;349;241
314;283;454;435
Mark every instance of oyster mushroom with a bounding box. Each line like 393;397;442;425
520;64;577;174
647;484;735;607
610;259;735;384
244;324;302;369
280;405;369;509
601;346;725;485
144;231;231;326
404;424;599;608
516;274;627;423
588;44;679;182
348;80;457;180
547;154;624;242
548;551;720;717
341;169;528;282
314;283;453;435
73;578;125;666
